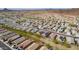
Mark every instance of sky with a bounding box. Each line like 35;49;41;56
0;0;78;8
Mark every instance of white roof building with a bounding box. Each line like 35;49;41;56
66;37;74;44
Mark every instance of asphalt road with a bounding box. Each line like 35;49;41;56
0;41;12;50
44;29;79;38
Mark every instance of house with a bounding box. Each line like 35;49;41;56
74;33;79;45
2;32;16;41
26;28;33;32
0;29;7;34
0;28;4;31
49;33;57;40
56;35;66;42
66;37;74;44
39;46;48;50
25;43;40;50
11;37;26;46
0;31;11;37
17;39;34;49
7;35;20;43
31;28;38;33
41;31;51;37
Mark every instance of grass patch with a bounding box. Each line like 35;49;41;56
53;39;60;44
45;44;53;50
63;43;71;48
52;38;71;48
62;38;71;48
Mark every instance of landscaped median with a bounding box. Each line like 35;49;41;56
0;24;42;42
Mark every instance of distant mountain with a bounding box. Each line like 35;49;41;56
0;8;13;11
0;8;79;15
0;8;70;11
